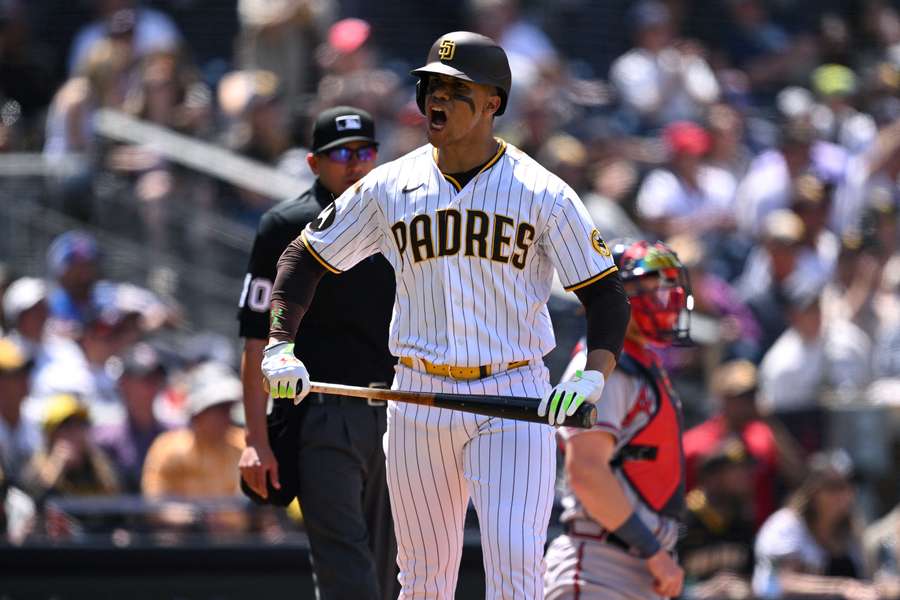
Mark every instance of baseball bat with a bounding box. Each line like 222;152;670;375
308;381;597;428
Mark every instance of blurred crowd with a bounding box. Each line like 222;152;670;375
1;0;900;598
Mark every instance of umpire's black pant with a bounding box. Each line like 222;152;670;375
297;395;397;600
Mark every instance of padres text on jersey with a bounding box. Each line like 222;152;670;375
301;140;617;367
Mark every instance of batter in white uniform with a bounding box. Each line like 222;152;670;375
262;31;631;599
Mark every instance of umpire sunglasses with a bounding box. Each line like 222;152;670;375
318;144;378;163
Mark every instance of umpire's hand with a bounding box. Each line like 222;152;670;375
262;341;311;404
239;441;280;499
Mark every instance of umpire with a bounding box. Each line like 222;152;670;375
237;106;397;600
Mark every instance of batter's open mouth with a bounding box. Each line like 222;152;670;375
429;107;447;130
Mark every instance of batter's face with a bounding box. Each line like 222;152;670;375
424;75;500;147
307;140;378;196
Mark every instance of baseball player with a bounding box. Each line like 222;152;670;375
544;239;690;600
237;106;397;600
262;31;630;599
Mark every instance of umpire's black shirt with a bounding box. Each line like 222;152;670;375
238;180;396;386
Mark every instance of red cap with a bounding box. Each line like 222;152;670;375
328;18;371;55
664;121;711;156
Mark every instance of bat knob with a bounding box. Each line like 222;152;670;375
573;402;597;429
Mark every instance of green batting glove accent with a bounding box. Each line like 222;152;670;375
548;390;563;423
561;391;585;418
557;392;580;424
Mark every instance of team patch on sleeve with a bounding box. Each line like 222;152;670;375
590;229;611;257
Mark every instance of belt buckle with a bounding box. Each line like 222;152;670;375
367;382;387;406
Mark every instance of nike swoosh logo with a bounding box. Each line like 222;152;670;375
402;183;424;194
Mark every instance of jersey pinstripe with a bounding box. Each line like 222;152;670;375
302;140;617;367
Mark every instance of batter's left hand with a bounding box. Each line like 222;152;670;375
538;369;605;426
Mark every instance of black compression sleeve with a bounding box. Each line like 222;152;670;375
573;271;630;361
269;237;327;341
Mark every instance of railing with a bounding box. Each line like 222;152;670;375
0;111;313;339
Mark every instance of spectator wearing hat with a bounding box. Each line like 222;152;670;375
684;360;804;528
636;120;737;239
21;393;120;500
678;437;756;599
45;230;100;332
752;451;876;599
28;290;142;428
217;69;307;226
2;277;50;367
790;174;840;290
810;64;876;154
759;287;871;453
0;338;40;483
738;209;809;353
141;362;244;498
610;0;719;131
219;70;292;167
93;343;168;493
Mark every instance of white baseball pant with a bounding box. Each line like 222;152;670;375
386;362;556;599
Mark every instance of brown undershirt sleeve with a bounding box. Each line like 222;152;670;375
268;236;328;342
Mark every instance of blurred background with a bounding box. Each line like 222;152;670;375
1;0;899;598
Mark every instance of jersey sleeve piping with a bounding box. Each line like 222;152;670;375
300;230;342;274
564;265;619;292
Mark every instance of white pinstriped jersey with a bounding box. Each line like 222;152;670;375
302;139;617;366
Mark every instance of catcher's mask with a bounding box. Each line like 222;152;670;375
611;239;693;346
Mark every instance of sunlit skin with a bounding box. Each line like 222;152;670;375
192;403;234;446
306;140;378;196
424;74;502;173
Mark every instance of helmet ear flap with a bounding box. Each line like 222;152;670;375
416;77;428;115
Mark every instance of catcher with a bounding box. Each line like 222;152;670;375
544;239;689;599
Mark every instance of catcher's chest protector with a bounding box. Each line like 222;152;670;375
613;349;686;520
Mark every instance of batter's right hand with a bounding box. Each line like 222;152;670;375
647;550;684;598
261;341;310;404
238;442;280;499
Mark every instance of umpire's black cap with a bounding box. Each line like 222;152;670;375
311;106;377;153
411;31;512;116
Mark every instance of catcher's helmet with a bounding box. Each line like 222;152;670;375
411;31;512;116
611;239;693;345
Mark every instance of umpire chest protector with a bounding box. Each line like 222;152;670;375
611;347;686;520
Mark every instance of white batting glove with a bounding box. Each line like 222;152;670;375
261;341;310;405
538;370;605;426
